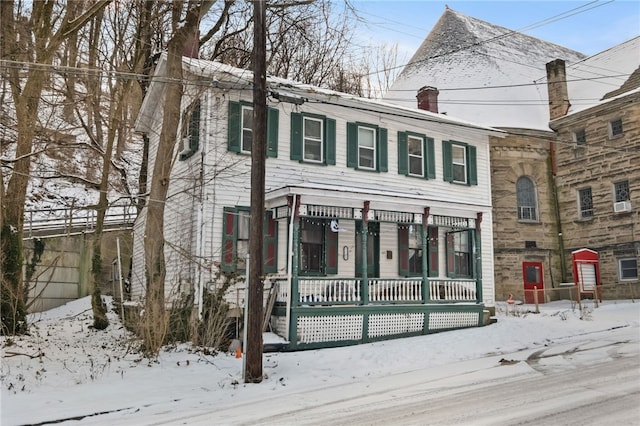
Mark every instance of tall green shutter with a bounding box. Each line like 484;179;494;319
442;140;453;182
346;122;358;168
468;145;477;185
397;131;408;175
426;137;435;179
266;107;279;158
263;211;277;273
325;118;336;165
428;226;438;277
290;112;303;161
398;225;409;276
228;101;241;153
446;232;455;277
377;127;388;172
325;221;339;274
221;207;236;272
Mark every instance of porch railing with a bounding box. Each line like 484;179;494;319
271;277;478;305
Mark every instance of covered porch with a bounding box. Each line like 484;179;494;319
264;183;489;350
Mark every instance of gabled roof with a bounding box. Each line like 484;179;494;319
562;36;640;115
384;7;587;130
138;53;504;136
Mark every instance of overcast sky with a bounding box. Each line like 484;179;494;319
352;0;640;58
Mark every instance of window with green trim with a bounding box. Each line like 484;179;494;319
398;224;438;277
446;230;473;278
442;140;477;185
290;112;336;165
179;99;201;161
299;218;339;275
221;207;277;273
397;131;435;179
227;101;279;157
347;122;388;172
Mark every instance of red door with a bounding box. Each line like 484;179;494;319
523;262;544;304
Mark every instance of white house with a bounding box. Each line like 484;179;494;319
132;54;505;350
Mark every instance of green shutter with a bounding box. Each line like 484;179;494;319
377;127;388;172
228;101;241;153
266;107;279;158
189;100;200;152
397;131;408;176
346;122;358;168
468;145;477;185
446;232;455;277
221;207;236;272
325;220;339;274
324;118;336;165
398;225;409;276
263;211;277;273
426;137;435;179
290;112;303;161
442;140;453;182
428;226;438;277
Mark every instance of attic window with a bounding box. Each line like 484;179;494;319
609;118;623;138
573;128;586;145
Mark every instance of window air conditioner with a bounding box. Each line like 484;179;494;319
613;200;632;213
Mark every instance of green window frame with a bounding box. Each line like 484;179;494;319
445;229;473;278
290;112;336;165
298;218;339;275
228;100;279;158
179;99;201;161
442;140;477;185
347;122;388;172
397;131;435;179
221;207;278;273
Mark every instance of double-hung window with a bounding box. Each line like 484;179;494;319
398;225;439;277
346;122;388;172
299;218;339;275
221;207;278;273
609;118;623;138
179;99;201;160
227;100;279;157
442;140;477;185
290;112;336;165
614;180;630;203
618;258;638;280
446;230;473;278
516;176;538;221
397;131;436;179
578;187;593;218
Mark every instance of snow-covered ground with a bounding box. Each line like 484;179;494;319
1;297;638;425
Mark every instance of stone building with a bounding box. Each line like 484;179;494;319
546;38;640;299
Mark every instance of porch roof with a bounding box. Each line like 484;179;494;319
265;181;491;214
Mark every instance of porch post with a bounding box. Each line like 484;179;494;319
361;201;370;305
422;207;430;303
287;195;301;342
475;212;483;303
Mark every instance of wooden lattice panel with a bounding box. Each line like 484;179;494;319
428;312;479;330
368;313;425;338
270;315;287;335
297;315;363;343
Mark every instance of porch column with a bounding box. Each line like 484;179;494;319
287;195;301;342
475;212;483;303
422;207;430;303
361;201;370;305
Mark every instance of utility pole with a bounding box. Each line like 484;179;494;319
245;0;266;383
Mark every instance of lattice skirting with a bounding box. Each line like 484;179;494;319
428;311;479;330
270;315;287;335
368;313;425;338
297;314;363;343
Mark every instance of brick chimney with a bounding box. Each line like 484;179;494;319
417;86;439;113
182;30;200;59
546;59;570;120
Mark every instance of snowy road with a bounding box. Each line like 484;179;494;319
161;327;640;426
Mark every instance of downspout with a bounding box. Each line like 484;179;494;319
285;194;297;342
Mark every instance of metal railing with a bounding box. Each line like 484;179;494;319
24;202;137;237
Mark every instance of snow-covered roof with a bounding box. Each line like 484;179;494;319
139;53;504;136
384;7;588;130
561;36;640;116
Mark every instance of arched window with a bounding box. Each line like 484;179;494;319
516;177;538;221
